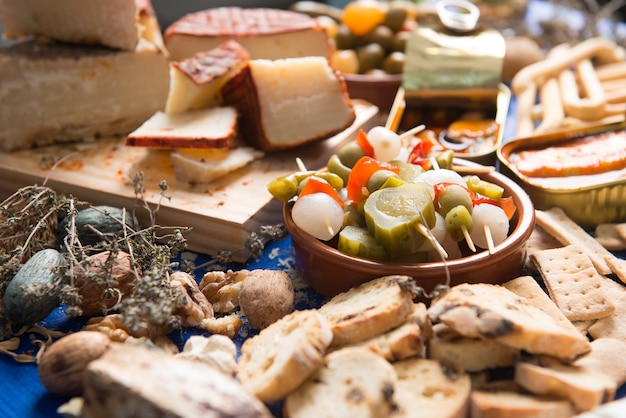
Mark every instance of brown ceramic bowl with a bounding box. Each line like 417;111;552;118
284;159;535;300
342;73;402;116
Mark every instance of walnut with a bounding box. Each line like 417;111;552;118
199;269;249;313
170;271;214;327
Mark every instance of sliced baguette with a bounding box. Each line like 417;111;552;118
237;309;332;403
427;283;591;361
515;356;617;412
318;275;416;347
390;358;471;418
470;389;575;418
343;302;430;362
283;347;397;418
428;323;521;372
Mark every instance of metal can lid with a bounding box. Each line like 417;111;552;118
436;0;480;32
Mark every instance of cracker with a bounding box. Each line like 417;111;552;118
535;207;613;275
530;245;615;321
524;226;563;273
605;255;626;285
574;337;626;386
594;223;626;251
587;278;626;342
616;223;626;241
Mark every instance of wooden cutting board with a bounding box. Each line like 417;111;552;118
0;100;378;262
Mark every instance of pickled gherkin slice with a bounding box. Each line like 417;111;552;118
363;183;436;255
338;225;388;261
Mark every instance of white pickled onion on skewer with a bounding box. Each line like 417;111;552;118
470;204;509;249
292;193;344;241
366;126;402;162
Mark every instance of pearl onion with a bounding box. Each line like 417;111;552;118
292;193;344;241
367;126;402;162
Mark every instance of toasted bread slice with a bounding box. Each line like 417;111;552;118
237;309;332;403
390;358;471;418
427;283;591;361
318;275;416;347
283;347;397;418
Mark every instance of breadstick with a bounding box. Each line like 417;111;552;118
594;61;626;82
516;83;537;137
511;37;625;95
535;77;564;133
559;59;607;121
601;78;626;93
605;88;626;104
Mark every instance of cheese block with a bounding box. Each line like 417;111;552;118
0;0;145;51
0;39;169;152
165;40;250;115
163;7;331;61
126;106;239;149
222;56;356;151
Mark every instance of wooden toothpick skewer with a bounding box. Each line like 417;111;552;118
484;224;495;255
462;225;476;252
296;157;307;172
416;223;449;259
385;87;406;132
399;124;426;141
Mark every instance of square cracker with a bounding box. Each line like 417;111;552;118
535;207;613;275
524;226;562;273
605;256;626;285
587;278;626;342
530;245;615;321
595;223;626;251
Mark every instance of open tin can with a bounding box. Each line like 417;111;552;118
497;120;626;228
393;0;508;166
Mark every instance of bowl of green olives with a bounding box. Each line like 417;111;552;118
283;158;536;300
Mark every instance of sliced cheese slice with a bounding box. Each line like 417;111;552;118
165;40;250;115
170;147;265;185
126;107;239;149
222;56;356;151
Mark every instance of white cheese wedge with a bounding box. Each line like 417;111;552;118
0;0;144;51
222;56;356;151
170;146;265;185
163;7;330;61
126;107;239;149
165;40;250;115
0;39;170;151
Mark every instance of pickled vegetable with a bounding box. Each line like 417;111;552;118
444;205;473;242
363;183;436;254
434;183;473;216
338;225;388;260
466;175;504;200
470;204;509;249
292;193;344;241
346;156;400;204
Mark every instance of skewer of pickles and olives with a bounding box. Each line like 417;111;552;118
267;124;517;263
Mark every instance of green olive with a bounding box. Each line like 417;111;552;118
357;43;386;74
437;184;473;216
289;1;343;21
337;141;366;168
445;205;473;242
358;25;394;52
382;51;405;74
391;30;411;52
366;169;399;193
383;7;408;32
331;49;359;74
335;24;357;50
